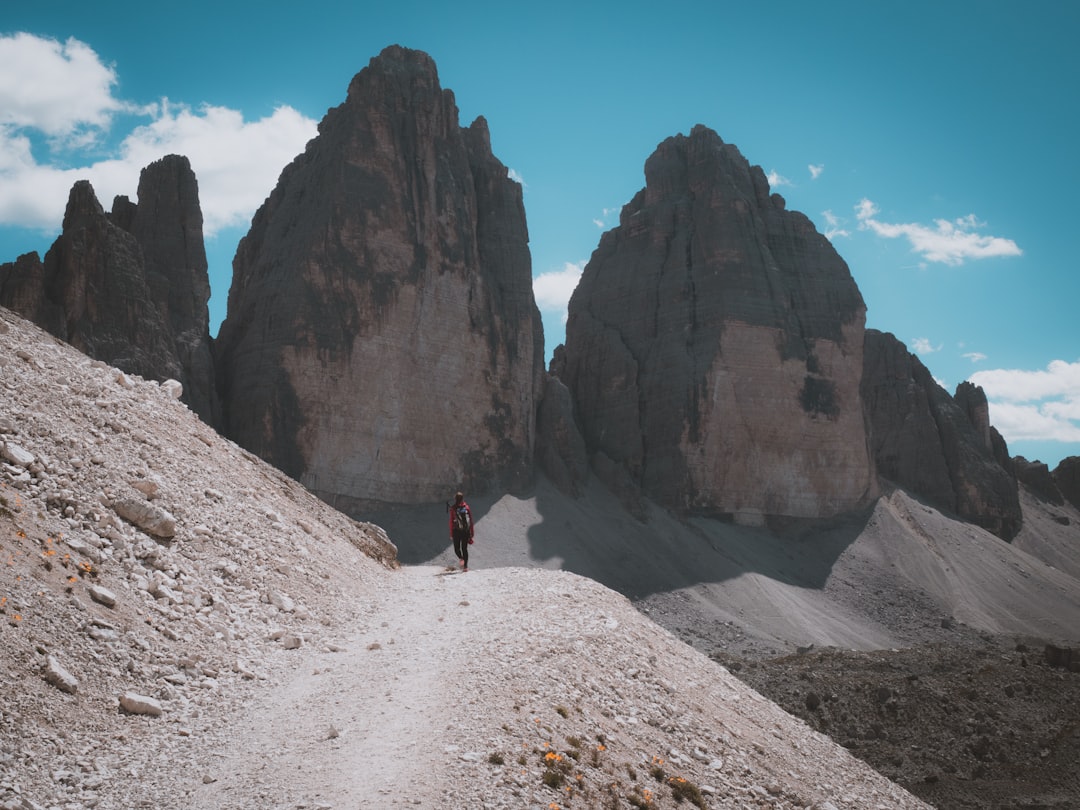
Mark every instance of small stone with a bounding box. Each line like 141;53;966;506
281;634;303;650
87;585;117;609
161;379;183;399
119;692;163;717
1;442;34;468
44;656;79;694
113;498;176;538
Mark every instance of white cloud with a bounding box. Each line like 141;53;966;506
508;168;525;187
0;33;125;142
970;360;1080;445
808;163;824;180
963;351;987;363
911;337;941;355
855;198;1022;266
533;261;584;323
970;360;1080;402
0;33;318;237
767;169;792;187
592;219;605;228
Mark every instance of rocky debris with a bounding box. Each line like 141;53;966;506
0;307;395;809
215;45;544;508
861;330;1021;539
560;124;878;522
716;636;1080;810
1054;456;1080;511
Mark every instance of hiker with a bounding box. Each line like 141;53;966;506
449;491;474;570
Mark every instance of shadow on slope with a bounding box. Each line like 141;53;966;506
362;472;1080;656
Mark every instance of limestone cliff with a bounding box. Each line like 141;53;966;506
0;159;218;424
560;125;878;521
215;46;544;508
113;155;220;425
861;330;1021;539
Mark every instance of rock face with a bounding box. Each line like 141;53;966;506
861;330;1021;539
113;155;220;425
1013;456;1064;505
559;125;878;521
215;46;543;508
0;158;218;424
1;181;181;382
1054;457;1080;511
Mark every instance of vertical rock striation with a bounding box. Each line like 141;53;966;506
560;125;878;521
215;46;543;508
114;155;220;425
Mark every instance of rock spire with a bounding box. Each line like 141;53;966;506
215;45;544;508
559;125;878;521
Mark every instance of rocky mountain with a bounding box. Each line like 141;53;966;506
559;125;878;521
0;181;180;383
0;156;218;425
215;45;544;511
0;308;935;809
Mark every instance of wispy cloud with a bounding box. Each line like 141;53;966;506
970;360;1080;445
508;168;526;187
767;169;792;188
963;351;987;363
911;337;941;355
0;33;317;237
593;206;620;229
855;198;1022;266
821;209;849;240
533;261;584;323
808;163;824;180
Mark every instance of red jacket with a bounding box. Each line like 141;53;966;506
449;501;474;538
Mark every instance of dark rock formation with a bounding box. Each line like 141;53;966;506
534;374;588;497
1055;456;1080;512
0;159;218;424
861;330;1021;539
0;252;62;334
560;124;877;521
112;155;220;425
1013;456;1064;504
215;46;544;508
0;181;181;381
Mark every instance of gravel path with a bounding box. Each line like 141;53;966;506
196;565;473;808
193;564;931;810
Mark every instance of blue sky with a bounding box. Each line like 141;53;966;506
2;1;1077;467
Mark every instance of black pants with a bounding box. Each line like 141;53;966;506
452;530;470;567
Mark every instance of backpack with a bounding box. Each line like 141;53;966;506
453;504;471;533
